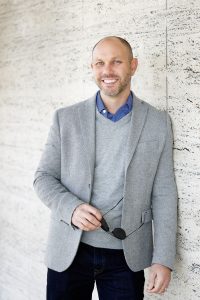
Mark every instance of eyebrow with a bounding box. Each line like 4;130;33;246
93;56;123;61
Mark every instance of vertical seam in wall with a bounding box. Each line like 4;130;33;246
81;0;85;98
165;0;169;127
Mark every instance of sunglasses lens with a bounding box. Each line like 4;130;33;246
112;228;126;240
101;217;109;232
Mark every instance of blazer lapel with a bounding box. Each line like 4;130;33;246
77;94;96;181
124;94;149;173
121;95;149;232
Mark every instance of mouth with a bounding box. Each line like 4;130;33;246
101;78;118;85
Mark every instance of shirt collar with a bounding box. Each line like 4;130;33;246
96;91;133;113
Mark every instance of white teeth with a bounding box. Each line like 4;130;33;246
103;79;117;83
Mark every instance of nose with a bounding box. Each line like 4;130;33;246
102;63;115;76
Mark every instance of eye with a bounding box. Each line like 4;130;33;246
95;61;104;66
114;60;122;64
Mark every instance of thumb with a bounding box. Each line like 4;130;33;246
146;269;157;291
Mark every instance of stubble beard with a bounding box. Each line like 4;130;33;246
95;73;132;97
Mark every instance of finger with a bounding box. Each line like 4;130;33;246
158;282;169;294
76;221;91;231
71;211;96;230
77;210;101;227
147;277;164;294
74;204;102;222
88;216;101;228
155;276;170;294
84;212;102;227
83;204;102;221
78;216;100;231
75;219;97;231
146;271;157;291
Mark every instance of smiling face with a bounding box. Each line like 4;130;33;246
91;37;138;98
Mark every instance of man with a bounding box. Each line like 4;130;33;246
33;36;178;300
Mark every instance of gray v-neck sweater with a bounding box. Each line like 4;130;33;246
81;108;132;249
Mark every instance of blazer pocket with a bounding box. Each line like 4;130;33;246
137;140;159;152
142;209;153;223
51;212;69;225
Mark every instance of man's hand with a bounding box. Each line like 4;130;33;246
146;263;171;294
71;203;102;231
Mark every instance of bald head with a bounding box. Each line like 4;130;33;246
92;36;133;62
91;36;138;98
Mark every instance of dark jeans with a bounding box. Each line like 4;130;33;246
47;242;145;300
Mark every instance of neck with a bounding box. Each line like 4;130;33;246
100;88;131;114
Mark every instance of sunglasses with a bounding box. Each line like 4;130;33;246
100;197;145;240
100;217;144;240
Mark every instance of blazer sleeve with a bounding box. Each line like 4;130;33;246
151;112;178;270
33;110;85;228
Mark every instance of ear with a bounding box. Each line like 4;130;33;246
131;58;138;75
91;62;94;70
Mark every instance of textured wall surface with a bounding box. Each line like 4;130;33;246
0;0;199;299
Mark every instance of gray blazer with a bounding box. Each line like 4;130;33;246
33;93;178;272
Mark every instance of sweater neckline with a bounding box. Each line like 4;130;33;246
95;107;132;128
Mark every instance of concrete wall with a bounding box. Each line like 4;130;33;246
0;0;199;299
